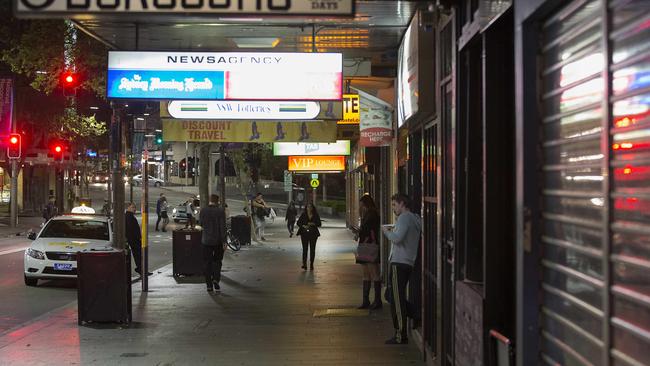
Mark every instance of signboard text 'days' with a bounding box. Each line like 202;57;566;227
337;94;360;125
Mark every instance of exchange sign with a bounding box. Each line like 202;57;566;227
107;51;342;101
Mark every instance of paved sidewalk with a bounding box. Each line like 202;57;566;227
0;216;44;238
0;217;423;365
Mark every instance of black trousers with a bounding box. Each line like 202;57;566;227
287;220;295;234
300;235;318;265
129;241;142;272
203;245;224;286
155;213;162;230
389;262;414;342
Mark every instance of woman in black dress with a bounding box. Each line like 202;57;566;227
296;202;322;270
357;194;382;309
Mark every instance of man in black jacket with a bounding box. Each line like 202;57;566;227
125;202;151;276
198;194;227;292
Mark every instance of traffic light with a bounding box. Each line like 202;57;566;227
61;71;79;97
154;133;163;145
7;133;21;159
51;142;65;160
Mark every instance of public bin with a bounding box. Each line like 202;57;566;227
77;249;132;325
231;215;251;246
172;228;203;277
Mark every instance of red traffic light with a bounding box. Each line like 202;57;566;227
7;133;21;159
54;145;62;153
61;72;79;96
64;74;74;83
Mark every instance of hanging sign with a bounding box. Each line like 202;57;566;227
107;51;342;101
273;140;350;156
16;0;355;17
162;119;337;143
283;170;292;192
167;100;326;120
288;156;345;172
337;94;360;124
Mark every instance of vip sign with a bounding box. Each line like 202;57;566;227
106;51;342;101
15;0;355;16
288;156;345;172
337;94;360;124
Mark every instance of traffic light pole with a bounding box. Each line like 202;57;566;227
9;158;18;228
141;148;149;291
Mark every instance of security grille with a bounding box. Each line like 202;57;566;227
539;0;650;365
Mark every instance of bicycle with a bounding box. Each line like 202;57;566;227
226;226;241;251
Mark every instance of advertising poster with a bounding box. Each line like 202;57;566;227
288;155;346;172
337;94;360;124
0;78;13;134
163;119;337;143
358;91;393;147
162;100;343;120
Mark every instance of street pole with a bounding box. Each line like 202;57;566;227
185;141;188;188
141;147;149;291
110;102;125;250
322;174;327;202
220;143;226;208
9;158;18;227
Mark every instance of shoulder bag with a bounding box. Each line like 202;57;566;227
355;230;379;263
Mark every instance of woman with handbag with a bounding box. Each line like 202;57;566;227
356;194;382;309
296;202;322;271
252;192;270;241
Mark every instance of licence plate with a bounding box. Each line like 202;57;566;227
54;263;73;271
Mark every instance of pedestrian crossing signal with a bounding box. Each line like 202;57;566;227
7;133;21;159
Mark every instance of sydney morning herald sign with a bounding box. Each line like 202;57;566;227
107;51;342;101
15;0;354;17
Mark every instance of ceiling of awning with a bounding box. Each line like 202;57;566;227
73;1;422;68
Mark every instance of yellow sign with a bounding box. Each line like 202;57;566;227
310;179;320;188
337;94;360;124
288;156;346;172
162;119;337;143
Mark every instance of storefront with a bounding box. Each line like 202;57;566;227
516;0;650;365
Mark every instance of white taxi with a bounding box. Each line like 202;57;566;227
24;213;113;286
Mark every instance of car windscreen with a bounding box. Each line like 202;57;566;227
40;220;109;241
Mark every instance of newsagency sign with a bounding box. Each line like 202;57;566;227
107;51;342;101
15;0;355;17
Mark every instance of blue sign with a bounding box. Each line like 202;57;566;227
86;150;97;157
107;70;225;100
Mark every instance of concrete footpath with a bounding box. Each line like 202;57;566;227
0;216;423;365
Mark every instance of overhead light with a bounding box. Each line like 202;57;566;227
36;71;47;74
89;106;99;110
219;17;263;22
143;113;150;116
136;117;145;121
155;129;162;132
144;134;155;137
230;37;280;48
125;104;129;107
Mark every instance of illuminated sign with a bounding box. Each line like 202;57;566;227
16;0;355;17
273;140;350;156
168;100;321;120
163;119;337;143
107;51;343;101
337;94;360;124
288;156;346;172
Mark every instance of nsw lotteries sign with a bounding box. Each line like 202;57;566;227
107;51;342;101
15;0;355;17
273;140;350;156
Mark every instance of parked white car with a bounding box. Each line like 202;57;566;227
24;214;114;286
132;174;164;187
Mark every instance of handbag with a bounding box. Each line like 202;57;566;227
355;230;379;262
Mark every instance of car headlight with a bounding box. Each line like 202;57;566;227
172;208;177;214
26;248;45;260
94;176;100;181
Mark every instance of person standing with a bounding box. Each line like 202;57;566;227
185;196;196;229
155;193;165;231
251;193;270;241
199;194;227;292
42;197;57;224
159;196;169;232
125;202;151;276
296;202;321;270
285;201;298;237
381;193;421;345
356;194;382;310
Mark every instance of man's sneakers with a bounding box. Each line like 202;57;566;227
385;336;408;345
213;282;221;291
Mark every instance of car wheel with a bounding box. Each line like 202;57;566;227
154;181;161;187
24;275;38;286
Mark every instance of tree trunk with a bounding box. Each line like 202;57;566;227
199;143;210;209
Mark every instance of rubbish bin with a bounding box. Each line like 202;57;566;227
172;228;203;277
231;215;251;246
77;249;131;325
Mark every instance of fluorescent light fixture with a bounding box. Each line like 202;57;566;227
136;117;145;121
36;71;47;74
89;106;99;110
144;134;155;137
155;129;162;132
143;113;150;116
230;37;280;48
219;17;263;22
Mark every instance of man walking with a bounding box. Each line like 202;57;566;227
199;194;226;292
125;202;151;276
381;193;421;345
155;193;165;231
